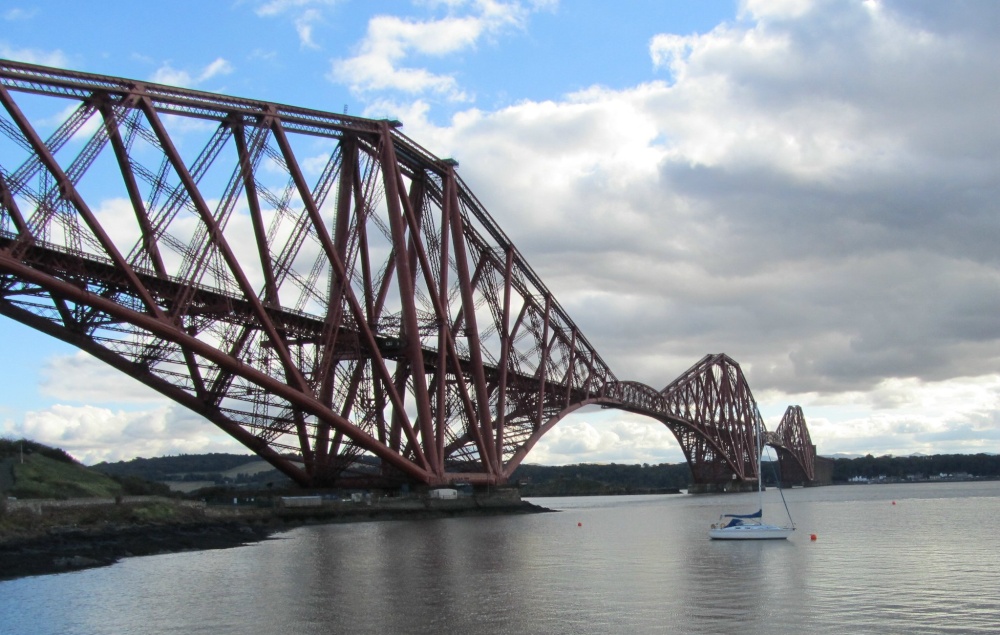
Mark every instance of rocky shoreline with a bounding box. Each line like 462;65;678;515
0;498;551;581
0;520;275;580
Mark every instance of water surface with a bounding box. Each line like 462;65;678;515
2;481;997;634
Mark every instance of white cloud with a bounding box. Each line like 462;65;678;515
151;57;233;88
796;375;1000;456
372;1;1000;459
254;0;339;49
200;57;234;81
0;44;69;68
295;9;323;49
39;351;167;405
529;412;686;466
249;48;279;62
255;0;339;18
331;15;473;99
5;1;999;465
2;404;245;465
740;0;815;20
150;65;193;88
330;1;537;100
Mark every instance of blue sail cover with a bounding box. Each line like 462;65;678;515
721;509;762;528
723;510;762;519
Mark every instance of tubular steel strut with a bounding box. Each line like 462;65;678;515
0;60;815;487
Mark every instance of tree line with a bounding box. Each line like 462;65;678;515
511;462;692;496
0;438;76;464
92;452;1000;493
9;439;997;496
511;453;1000;496
91;453;260;481
829;453;1000;481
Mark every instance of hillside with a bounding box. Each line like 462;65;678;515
93;453;262;480
0;439;123;499
0;439;172;500
6;454;126;499
91;453;291;492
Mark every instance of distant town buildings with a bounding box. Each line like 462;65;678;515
847;472;973;484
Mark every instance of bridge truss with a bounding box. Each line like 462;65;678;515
767;405;816;484
0;60;816;488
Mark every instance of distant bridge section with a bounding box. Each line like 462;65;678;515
0;60;819;490
604;356;820;491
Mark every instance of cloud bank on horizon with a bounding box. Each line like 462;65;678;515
1;0;998;466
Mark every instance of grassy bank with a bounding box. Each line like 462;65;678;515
3;454;125;500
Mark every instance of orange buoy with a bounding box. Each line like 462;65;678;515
810;534;817;541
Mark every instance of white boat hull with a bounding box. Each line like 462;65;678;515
709;524;793;540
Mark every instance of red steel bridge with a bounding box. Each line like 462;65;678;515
0;60;818;490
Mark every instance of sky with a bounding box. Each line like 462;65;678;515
1;0;999;467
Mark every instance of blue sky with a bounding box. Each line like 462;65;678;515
2;0;1000;466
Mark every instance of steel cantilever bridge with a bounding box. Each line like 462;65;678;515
0;60;818;490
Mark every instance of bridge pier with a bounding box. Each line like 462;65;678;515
809;456;834;486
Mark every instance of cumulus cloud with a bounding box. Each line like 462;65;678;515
2;404;245;465
5;1;998;463
0;44;69;68
38;351;167;405
363;1;1000;457
23;351;240;462
295;9;323;49
254;0;339;49
782;374;1000;456
10;353;248;464
400;2;1000;386
528;412;687;466
330;1;541;100
151;57;234;88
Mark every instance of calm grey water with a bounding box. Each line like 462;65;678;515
2;481;999;634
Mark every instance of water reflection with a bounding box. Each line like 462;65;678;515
2;482;999;635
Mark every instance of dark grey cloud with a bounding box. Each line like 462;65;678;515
7;0;997;462
181;0;1000;460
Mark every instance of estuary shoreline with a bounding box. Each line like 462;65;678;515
0;497;550;580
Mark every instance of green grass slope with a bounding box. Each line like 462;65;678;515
1;439;124;500
8;454;124;499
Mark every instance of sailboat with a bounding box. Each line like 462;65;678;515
708;420;795;540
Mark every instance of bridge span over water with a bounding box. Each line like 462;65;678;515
0;60;822;490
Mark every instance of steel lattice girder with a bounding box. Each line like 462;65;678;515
768;405;816;483
0;59;618;487
0;59;816;488
658;354;762;483
597;354;773;484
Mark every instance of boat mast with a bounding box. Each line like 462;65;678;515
756;413;763;511
760;411;796;529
